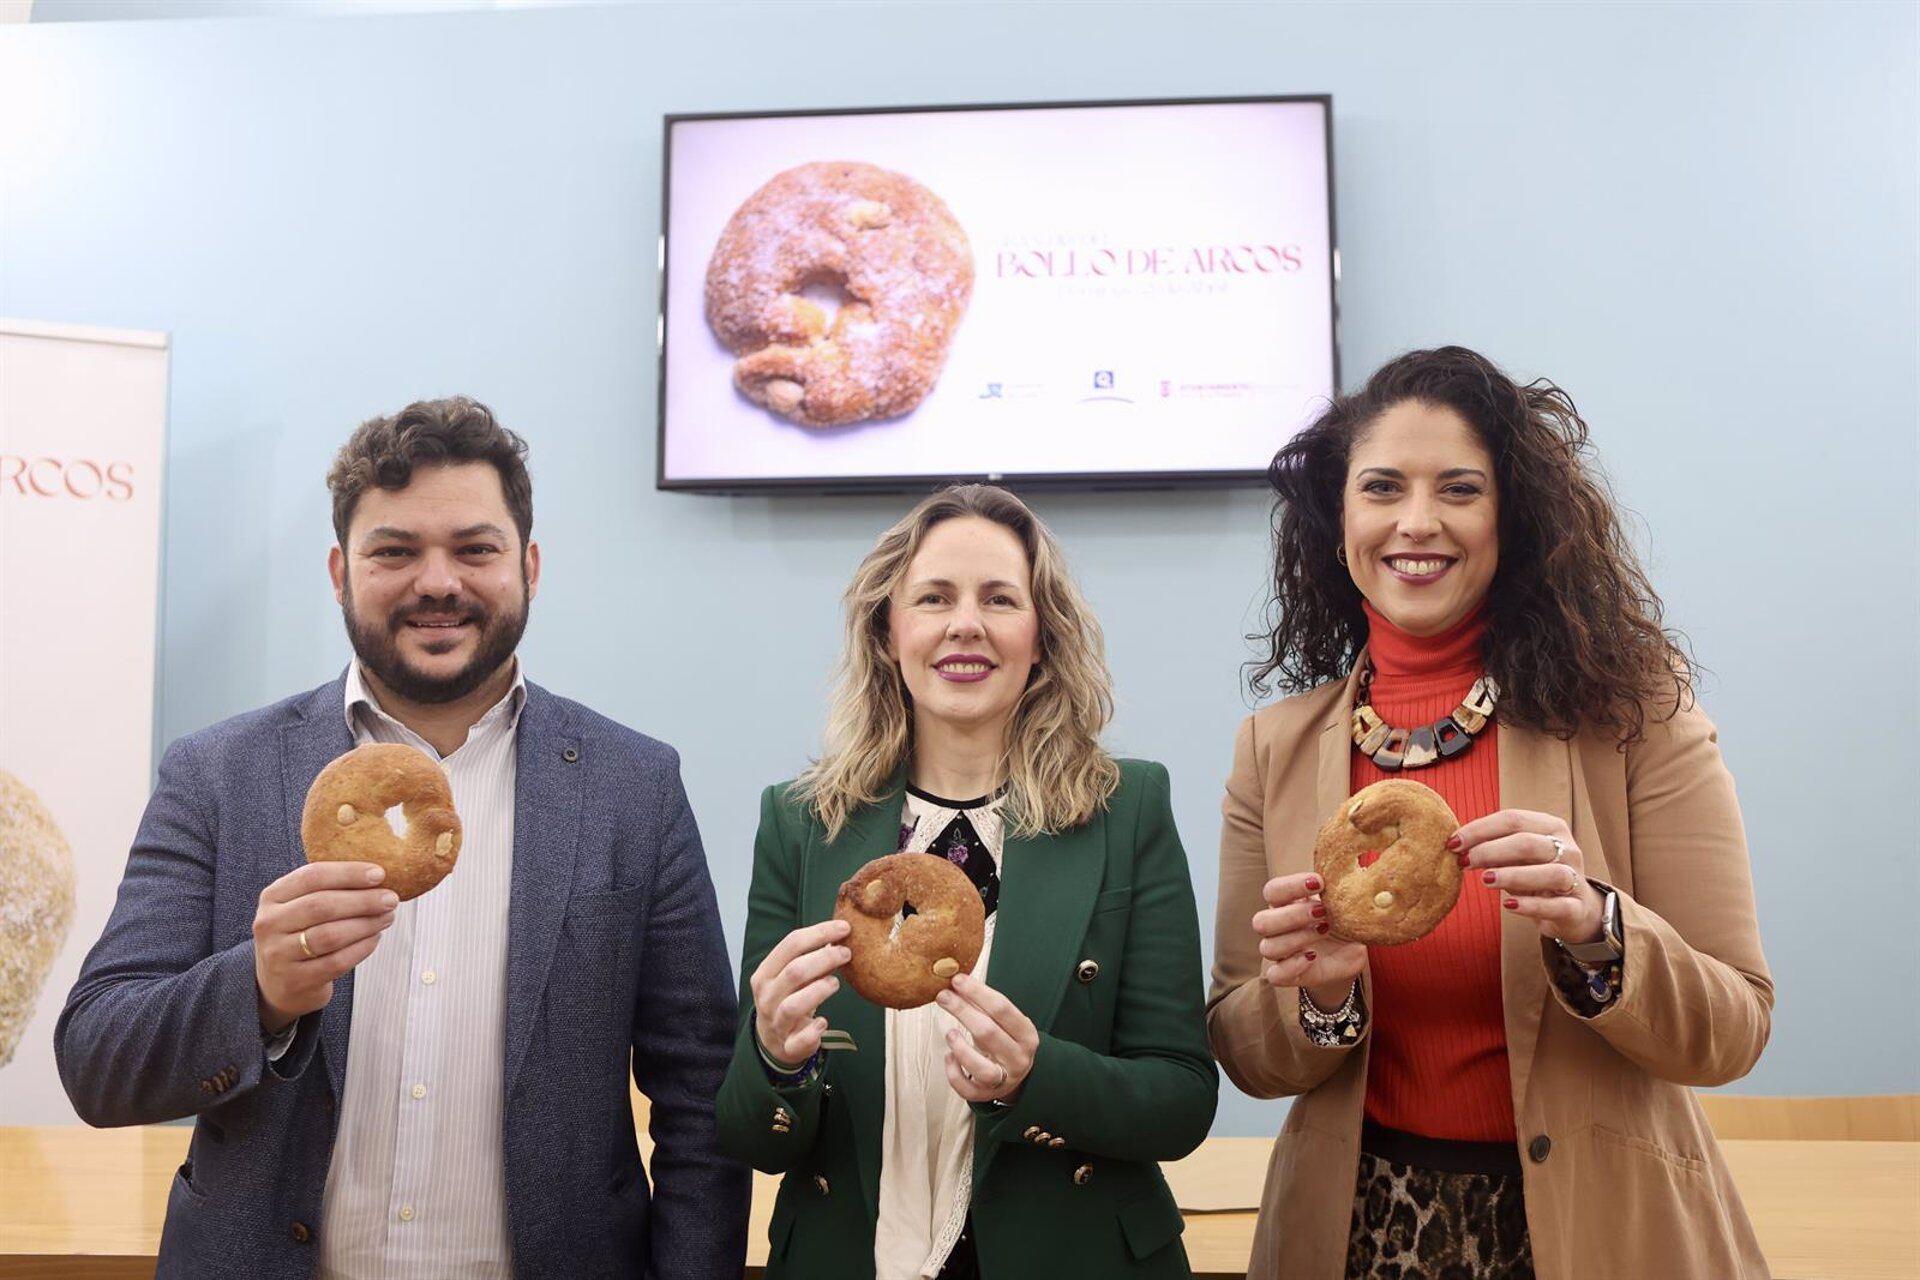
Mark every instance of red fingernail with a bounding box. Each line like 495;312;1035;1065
1305;877;1322;893
1303;950;1317;961
1503;898;1519;911
1445;835;1462;852
1482;870;1497;886
1457;855;1471;868
1310;903;1327;919
1316;922;1330;934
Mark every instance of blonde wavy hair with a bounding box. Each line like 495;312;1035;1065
792;484;1120;842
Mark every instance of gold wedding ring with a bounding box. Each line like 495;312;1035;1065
298;929;315;960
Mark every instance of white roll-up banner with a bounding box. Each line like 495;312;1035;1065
0;318;168;1125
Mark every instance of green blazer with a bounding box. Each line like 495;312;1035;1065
717;759;1217;1280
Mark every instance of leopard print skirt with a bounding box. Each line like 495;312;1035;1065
1344;1149;1535;1279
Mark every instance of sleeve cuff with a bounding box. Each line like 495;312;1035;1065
263;1010;322;1081
751;1018;824;1090
263;1021;298;1062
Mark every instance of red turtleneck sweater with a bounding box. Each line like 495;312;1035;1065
1353;603;1514;1142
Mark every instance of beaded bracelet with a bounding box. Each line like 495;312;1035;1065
1298;979;1367;1047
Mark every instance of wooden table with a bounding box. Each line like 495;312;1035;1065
3;1127;1915;1279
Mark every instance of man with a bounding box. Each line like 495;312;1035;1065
56;397;748;1279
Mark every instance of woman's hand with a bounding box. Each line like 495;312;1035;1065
749;918;852;1071
935;971;1039;1104
1453;809;1606;943
1253;872;1367;1009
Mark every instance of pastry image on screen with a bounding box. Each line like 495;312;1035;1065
0;769;76;1069
704;160;974;429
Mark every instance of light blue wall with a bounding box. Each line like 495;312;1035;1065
3;2;1914;1140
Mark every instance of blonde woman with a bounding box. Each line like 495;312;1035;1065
717;485;1217;1280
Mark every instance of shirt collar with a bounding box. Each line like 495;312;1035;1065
342;660;529;742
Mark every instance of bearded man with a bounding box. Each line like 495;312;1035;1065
56;397;747;1280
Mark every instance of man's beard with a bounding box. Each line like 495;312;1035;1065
341;576;530;706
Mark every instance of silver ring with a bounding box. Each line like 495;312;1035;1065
993;1062;1009;1090
1549;837;1567;864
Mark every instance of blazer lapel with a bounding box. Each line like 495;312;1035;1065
985;817;1105;1040
503;683;585;1097
1314;660;1377;1011
279;675;357;1103
971;811;1105;1190
1316;659;1369;833
1495;721;1574;1119
806;791;900;1218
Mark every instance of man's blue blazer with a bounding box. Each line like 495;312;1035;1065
55;673;750;1279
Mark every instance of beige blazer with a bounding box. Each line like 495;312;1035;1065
1207;661;1774;1280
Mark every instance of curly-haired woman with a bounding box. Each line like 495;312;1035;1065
1208;347;1772;1279
718;484;1217;1279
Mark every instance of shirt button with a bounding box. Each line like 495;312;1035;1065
289;1221;311;1244
1528;1134;1552;1163
421;970;437;985
411;1083;428;1100
398;1204;415;1222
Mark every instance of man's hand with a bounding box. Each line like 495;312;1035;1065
253;861;397;1032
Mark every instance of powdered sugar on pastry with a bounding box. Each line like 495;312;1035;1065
705;161;974;428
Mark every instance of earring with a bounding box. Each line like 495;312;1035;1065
1335;545;1348;566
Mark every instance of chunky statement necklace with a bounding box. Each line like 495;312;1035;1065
1350;661;1500;771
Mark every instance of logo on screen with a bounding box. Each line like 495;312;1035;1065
1092;371;1114;391
980;383;1003;400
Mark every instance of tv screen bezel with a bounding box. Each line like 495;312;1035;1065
657;93;1340;496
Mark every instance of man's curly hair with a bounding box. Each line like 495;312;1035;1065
1251;346;1693;743
326;396;532;548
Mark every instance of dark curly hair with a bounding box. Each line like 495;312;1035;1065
1250;346;1693;743
326;396;532;549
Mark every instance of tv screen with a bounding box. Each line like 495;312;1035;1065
658;96;1338;493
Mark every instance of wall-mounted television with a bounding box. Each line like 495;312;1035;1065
658;96;1338;493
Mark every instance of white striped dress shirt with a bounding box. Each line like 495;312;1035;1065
316;662;525;1280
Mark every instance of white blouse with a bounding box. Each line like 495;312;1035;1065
873;788;1006;1280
